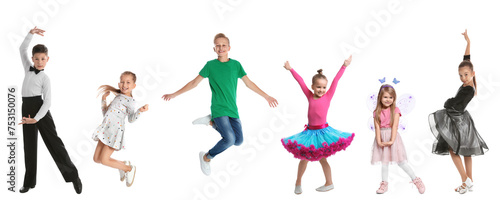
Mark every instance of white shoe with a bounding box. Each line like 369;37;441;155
456;177;473;194
315;184;334;192
199;151;211;176
294;185;302;195
192;114;212;126
119;161;131;182
125;165;136;187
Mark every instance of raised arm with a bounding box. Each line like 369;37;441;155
284;61;312;98
241;76;278;108
162;75;204;101
20;27;45;72
462;29;470;56
325;55;351;98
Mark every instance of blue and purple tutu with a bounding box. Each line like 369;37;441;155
281;124;354;161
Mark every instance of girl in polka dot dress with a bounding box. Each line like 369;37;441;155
92;71;149;187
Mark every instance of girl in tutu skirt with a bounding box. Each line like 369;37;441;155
281;56;355;194
429;30;488;194
92;71;149;187
371;85;425;194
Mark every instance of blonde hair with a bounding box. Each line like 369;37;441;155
312;69;327;84
98;71;137;97
374;84;397;127
214;33;230;46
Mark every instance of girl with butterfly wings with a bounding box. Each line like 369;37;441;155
367;84;425;194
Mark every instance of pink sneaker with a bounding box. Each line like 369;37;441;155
376;181;388;194
412;177;425;194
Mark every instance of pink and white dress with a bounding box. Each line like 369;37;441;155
371;107;407;165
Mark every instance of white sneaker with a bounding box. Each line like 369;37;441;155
192;115;212;126
294;185;302;195
199;151;211;176
316;184;334;192
119;161;131;182
125;165;136;187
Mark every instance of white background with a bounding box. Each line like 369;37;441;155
1;0;499;199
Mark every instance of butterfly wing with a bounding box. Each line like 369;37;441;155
366;93;378;131
396;93;416;133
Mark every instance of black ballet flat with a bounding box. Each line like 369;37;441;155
72;178;82;194
19;186;34;193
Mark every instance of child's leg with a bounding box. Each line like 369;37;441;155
229;117;243;146
206;116;236;160
449;149;468;182
319;158;333;186
464;156;473;181
37;111;79;182
382;164;389;182
397;163;416;180
99;143;131;172
93;141;105;163
296;160;308;186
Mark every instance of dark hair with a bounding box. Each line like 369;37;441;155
214;33;230;46
32;44;48;56
98;71;137;97
312;69;327;84
459;60;477;95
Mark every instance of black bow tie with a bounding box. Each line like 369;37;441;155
29;66;44;74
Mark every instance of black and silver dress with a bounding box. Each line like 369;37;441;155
429;55;488;156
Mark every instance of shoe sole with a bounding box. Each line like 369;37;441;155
126;166;136;187
316;187;334;192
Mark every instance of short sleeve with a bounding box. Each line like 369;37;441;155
395;107;401;117
463;55;470;61
199;62;210;78
237;62;246;78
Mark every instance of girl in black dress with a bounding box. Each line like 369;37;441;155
429;30;488;194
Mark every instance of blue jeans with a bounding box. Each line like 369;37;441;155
206;116;243;159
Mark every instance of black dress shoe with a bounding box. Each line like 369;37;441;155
72;178;82;194
19;186;34;193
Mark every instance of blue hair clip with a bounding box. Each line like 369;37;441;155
393;78;400;84
379;77;386;84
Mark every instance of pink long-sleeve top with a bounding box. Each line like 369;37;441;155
290;66;346;126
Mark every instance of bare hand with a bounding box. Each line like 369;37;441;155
139;104;149;112
382;141;394;147
19;115;38;125
29;26;45;36
462;29;469;42
343;55;352;67
265;96;278;108
377;142;386;147
102;91;110;101
162;94;176;101
283;61;292;71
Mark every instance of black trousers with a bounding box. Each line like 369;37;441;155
21;96;79;187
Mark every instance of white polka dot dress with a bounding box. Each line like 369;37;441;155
92;94;142;150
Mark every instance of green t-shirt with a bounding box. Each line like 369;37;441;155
199;59;247;119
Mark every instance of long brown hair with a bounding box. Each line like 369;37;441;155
374;84;397;127
312;69;327;84
98;71;137;97
459;60;477;96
